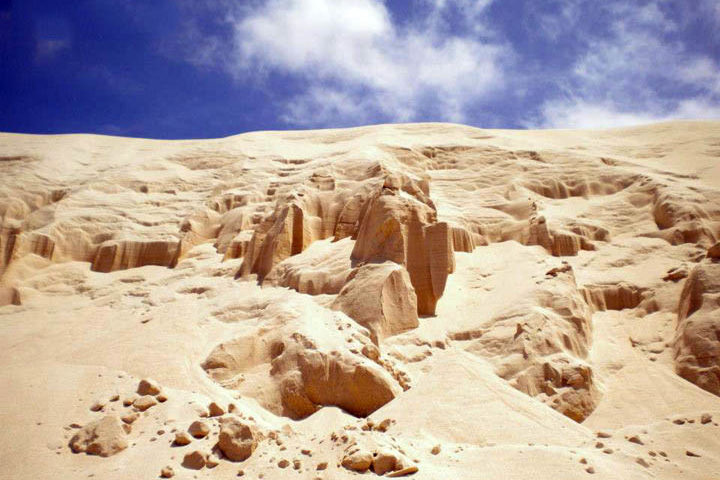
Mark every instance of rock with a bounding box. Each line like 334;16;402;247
68;415;128;457
133;395;158;411
174;431;192;446
121;412;139;424
332;262;418;343
217;416;258;462
636;457;649;468
686;450;701;457
674;263;720;395
137;378;162;396
431;444;441;455
90;400;105;412
156;392;168;403
92;239;180;273
188;420;210;439
701;413;712;424
708;242;720;259
387;465;419;477
208;401;225;417
372;449;401;475
596;432;612;438
0;286;21;306
586;466;595;474
342;448;373;472
182;450;207;470
123;395;138;407
627;435;644;445
278;459;289;468
160;466;174;478
316;462;328;470
206;454;220;468
351;189;454;316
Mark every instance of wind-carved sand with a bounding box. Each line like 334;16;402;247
1;121;720;479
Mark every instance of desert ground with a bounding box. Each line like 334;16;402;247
1;121;720;479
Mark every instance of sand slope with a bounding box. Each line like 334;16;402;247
1;121;720;479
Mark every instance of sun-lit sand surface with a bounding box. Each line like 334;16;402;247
1;121;720;479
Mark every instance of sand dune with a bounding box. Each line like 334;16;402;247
1;121;720;479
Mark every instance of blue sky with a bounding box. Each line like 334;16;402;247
1;0;719;138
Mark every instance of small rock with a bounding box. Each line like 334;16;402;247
316;462;328;471
602;448;613;454
375;418;393;432
628;435;644;445
188;420;210;439
208;402;225;417
673;418;686;425
121;412;139;424
206;454;220;468
301;449;312;456
133;395;158;412
218;416;258;462
123;395;138;407
431;444;441;455
596;432;612;438
69;415;128;457
373;449;400;475
293;459;301;470
160;466;174;478
387;466;419;477
594;442;604;449
659;451;667;457
342;449;373;472
137;378;162;396
586;466;595;474
157;392;168;403
579;458;587;464
701;413;712;424
90;401;105;412
237;469;244;477
686;450;701;457
174;431;192;446
182;450;207;470
278;459;289;468
707;242;720;259
636;457;649;468
109;394;120;402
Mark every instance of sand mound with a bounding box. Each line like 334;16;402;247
2;121;720;479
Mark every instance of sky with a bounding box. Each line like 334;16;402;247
1;0;719;139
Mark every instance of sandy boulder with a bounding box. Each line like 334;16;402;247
217;416;259;462
332;262;418;343
69;415;128;457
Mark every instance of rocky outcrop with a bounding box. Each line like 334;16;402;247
332;262;418;343
69;415;129;457
674;262;720;395
581;283;645;311
203;297;403;419
91;238;181;272
351;188;454;316
0;286;20;306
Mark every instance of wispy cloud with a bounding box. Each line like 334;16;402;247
205;0;509;126
534;1;720;127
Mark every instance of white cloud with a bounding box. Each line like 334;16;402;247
224;0;506;126
536;1;720;128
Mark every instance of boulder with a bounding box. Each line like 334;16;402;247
137;378;161;396
69;415;128;457
182;450;207;470
188;420;210;439
332;262;418;343
217;416;258;462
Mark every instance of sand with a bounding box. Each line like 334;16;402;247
1;120;719;479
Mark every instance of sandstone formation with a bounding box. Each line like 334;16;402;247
3;122;720;480
331;262;418;343
674;262;720;395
